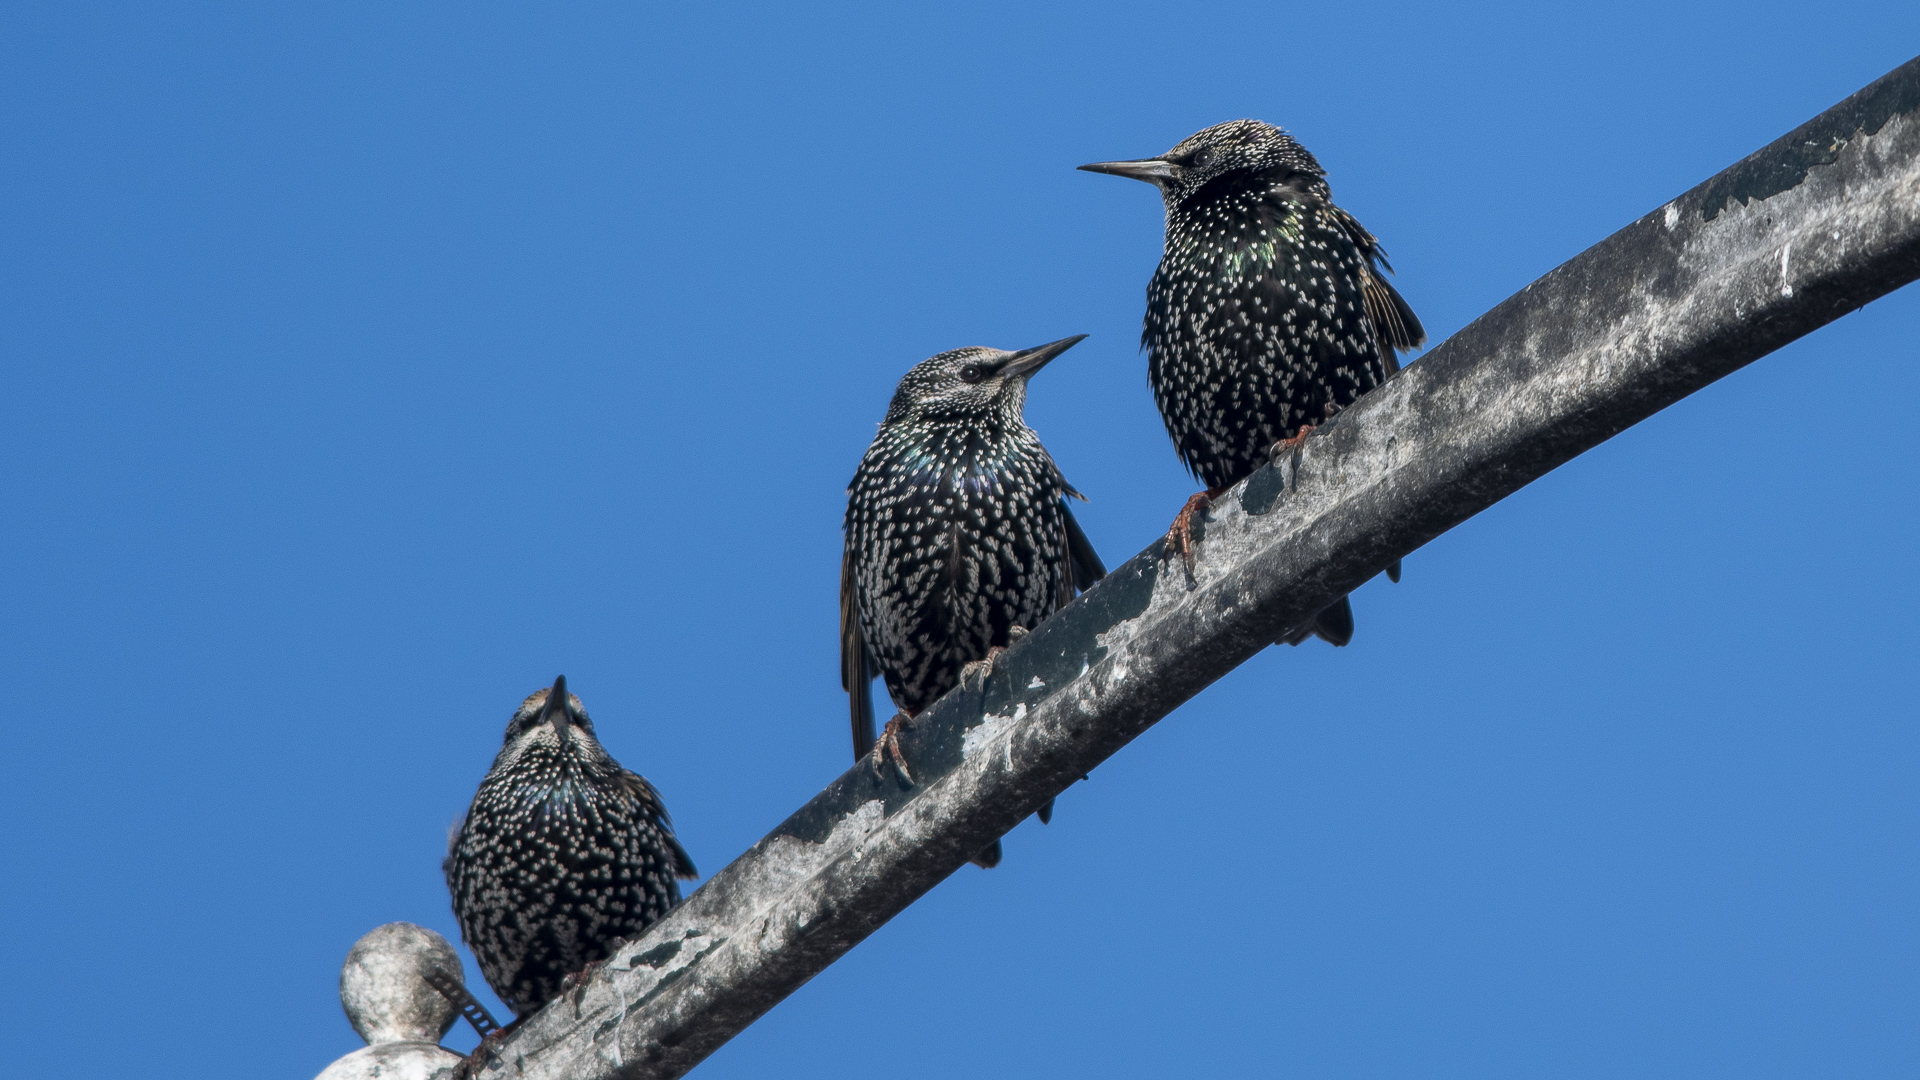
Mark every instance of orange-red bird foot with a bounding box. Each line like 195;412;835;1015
1165;487;1232;568
1268;423;1318;461
870;712;916;784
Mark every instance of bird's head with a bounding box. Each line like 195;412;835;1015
882;335;1085;425
1079;119;1324;206
499;675;605;763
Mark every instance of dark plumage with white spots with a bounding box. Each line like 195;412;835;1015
1082;119;1424;644
842;337;1105;864
445;676;695;1017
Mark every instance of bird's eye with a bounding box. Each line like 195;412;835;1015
1192;148;1215;167
958;365;986;384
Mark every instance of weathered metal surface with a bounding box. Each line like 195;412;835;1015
486;57;1920;1080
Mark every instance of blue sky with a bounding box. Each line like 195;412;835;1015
2;5;1917;1078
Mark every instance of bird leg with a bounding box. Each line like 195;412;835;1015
960;648;1004;693
451;1031;503;1080
451;1018;527;1080
870;712;915;784
960;626;1027;693
1268;422;1318;462
561;937;627;1014
1165;487;1232;568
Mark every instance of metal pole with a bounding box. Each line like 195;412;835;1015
490;57;1920;1080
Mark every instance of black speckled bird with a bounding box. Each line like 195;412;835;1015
842;336;1105;865
1082;120;1424;645
445;676;695;1018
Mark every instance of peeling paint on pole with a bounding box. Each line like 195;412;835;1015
482;57;1920;1080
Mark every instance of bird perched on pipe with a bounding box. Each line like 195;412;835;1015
1081;120;1423;645
842;336;1106;866
445;676;696;1019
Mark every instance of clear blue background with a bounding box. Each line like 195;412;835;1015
2;5;1916;1078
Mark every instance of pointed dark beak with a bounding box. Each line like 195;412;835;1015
1077;158;1179;186
999;334;1087;380
542;675;571;745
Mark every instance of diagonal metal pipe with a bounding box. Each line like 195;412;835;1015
488;56;1920;1080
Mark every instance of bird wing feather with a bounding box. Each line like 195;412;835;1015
841;543;876;761
441;815;466;879
1329;206;1427;370
618;769;699;879
1061;500;1107;598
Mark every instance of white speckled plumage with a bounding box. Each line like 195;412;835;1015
1105;120;1426;488
841;341;1105;745
1083;120;1424;643
445;679;695;1017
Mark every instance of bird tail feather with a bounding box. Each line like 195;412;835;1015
850;673;875;761
1277;595;1355;647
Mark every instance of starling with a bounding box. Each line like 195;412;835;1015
1081;120;1424;645
444;676;696;1018
842;336;1106;865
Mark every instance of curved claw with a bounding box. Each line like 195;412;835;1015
561;941;626;1015
1164;491;1217;569
1267;423;1319;463
452;1029;508;1080
960;645;1009;693
870;714;914;784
